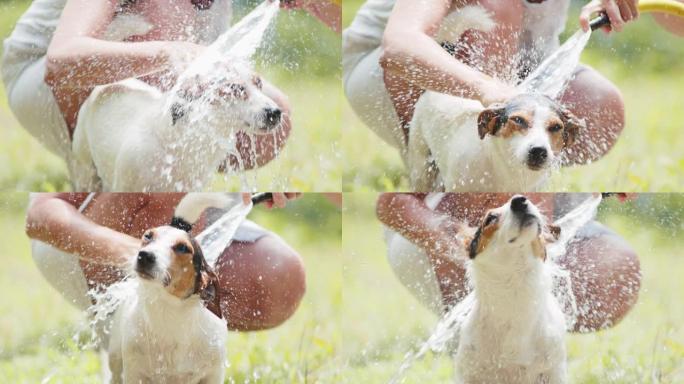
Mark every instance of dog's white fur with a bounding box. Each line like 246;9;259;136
453;197;567;383
408;5;562;192
107;193;233;383
70;64;280;192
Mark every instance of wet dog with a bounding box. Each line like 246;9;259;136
107;193;233;383
407;4;584;192
408;93;583;192
453;195;567;383
70;63;282;191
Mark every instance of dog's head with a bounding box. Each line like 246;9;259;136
171;63;282;134
136;226;222;317
467;195;560;263
477;94;584;171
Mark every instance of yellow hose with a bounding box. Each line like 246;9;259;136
638;0;684;17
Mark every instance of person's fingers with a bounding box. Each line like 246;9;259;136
285;193;302;201
617;0;635;22
603;0;624;32
579;1;602;31
626;0;639;20
242;193;251;205
271;193;288;209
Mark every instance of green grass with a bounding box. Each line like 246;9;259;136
0;0;341;192
340;194;684;383
0;194;342;383
341;0;684;192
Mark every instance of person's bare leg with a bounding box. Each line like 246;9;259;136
559;65;625;165
558;224;641;332
214;234;306;331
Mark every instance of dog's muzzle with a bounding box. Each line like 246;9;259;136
527;146;548;170
510;195;539;228
136;250;156;279
261;107;282;130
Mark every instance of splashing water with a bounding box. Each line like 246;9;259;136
71;200;253;365
518;29;592;99
159;1;281;190
390;195;603;383
196;200;253;265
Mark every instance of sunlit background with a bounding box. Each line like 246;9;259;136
0;193;341;382
341;193;684;383
0;0;341;191
342;0;684;191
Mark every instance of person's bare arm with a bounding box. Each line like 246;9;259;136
45;0;203;89
25;193;140;266
380;0;515;106
377;193;467;305
282;0;341;33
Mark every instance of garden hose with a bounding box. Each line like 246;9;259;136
590;0;684;30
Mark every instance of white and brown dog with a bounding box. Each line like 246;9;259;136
407;5;585;192
70;63;282;192
453;195;567;383
107;193;236;383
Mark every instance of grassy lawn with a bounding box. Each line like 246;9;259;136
341;194;684;383
0;194;342;383
341;0;684;192
0;0;341;192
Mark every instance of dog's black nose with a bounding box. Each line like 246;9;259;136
137;251;156;267
511;195;528;213
264;108;282;126
527;147;548;168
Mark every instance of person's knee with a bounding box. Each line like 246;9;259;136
251;237;306;329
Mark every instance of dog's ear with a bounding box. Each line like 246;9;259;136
477;103;507;140
191;238;223;319
543;224;561;243
467;226;483;259
560;107;585;148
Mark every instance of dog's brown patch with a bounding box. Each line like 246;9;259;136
531;235;547;261
166;238;197;299
469;211;501;258
497;111;533;139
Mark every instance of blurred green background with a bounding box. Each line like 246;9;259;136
0;193;342;383
341;0;684;191
0;0;341;192
341;193;684;383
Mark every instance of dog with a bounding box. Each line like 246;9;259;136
452;195;567;383
70;62;282;192
407;5;585;192
107;193;238;383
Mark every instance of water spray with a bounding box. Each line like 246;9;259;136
590;0;684;31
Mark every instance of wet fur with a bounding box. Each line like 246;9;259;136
453;197;567;383
407;6;583;192
107;197;229;383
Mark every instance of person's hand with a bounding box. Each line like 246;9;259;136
479;80;518;107
144;41;207;90
241;193;302;208
579;0;639;33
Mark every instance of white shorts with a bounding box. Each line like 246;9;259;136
342;37;405;154
31;220;270;311
2;54;72;161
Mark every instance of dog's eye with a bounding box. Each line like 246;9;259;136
511;116;527;127
173;243;191;254
253;77;263;89
484;213;499;226
227;84;247;99
143;231;153;241
548;123;562;133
